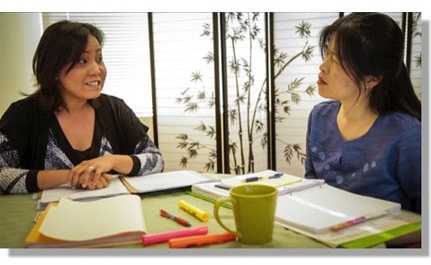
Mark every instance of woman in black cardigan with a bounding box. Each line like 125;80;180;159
0;20;164;194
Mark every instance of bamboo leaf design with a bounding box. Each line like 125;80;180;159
180;157;188;167
176;141;188;149
189;141;200;149
191;72;202;82
291;93;300;104
183;96;192;103
209;149;217;159
261;132;268;148
283;144;294;165
176;13;315;172
176;134;188;141
305;85;315;96
255;120;263;133
195;123;206;132
229;109;237;123
302;45;314;61
197;91;206;100
208;99;215;108
188;149;198;158
288;77;304;91
296;21;311;38
204;159;215;171
206;126;216;139
185;102;198;112
203;52;213;63
201;23;211;37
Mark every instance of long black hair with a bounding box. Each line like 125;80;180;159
31;20;104;112
320;13;421;120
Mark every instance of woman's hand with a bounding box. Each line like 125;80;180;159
69;155;116;189
81;173;113;190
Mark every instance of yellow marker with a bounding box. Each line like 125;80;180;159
178;200;208;222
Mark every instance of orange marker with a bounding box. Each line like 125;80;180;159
168;232;236;248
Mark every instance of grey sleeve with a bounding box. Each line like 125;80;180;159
127;136;164;176
0;132;40;194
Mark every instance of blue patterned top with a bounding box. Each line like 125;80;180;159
305;101;421;213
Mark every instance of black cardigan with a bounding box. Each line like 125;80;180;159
0;94;151;192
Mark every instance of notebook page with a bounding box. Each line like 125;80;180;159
40;188;77;204
275;184;401;233
221;170;303;188
191;181;229;199
278;210;420;247
68;177;129;200
40;195;145;241
124;170;211;193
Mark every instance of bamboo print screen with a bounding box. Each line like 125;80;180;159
274;13;339;176
410;13;422;99
152;13;217;172
224;13;268;174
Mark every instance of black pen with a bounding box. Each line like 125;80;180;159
214;184;230;190
244;172;283;182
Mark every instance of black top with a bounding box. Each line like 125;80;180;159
51;110;101;164
0;94;164;194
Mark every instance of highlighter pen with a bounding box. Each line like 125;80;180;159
169;232;236;248
330;216;367;232
178;200;209;222
141;226;208;246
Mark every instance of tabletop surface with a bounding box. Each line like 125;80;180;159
0;191;329;248
1;172;420;249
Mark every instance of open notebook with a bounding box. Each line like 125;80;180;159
40;170;212;204
191;170;324;199
191;170;401;236
219;170;305;189
275;184;401;234
26;195;146;248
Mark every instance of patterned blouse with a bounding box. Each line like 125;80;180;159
0;94;164;194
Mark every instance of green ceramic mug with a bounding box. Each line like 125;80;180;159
213;184;277;244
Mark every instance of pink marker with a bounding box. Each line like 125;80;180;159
330;216;368;232
141;226;208;246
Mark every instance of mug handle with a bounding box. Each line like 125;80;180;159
214;198;236;234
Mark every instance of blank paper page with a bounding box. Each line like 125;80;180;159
40;195;145;241
275;184;400;233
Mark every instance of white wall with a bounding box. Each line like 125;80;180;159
0;13;42;115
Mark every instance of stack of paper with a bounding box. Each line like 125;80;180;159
26;195;146;248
